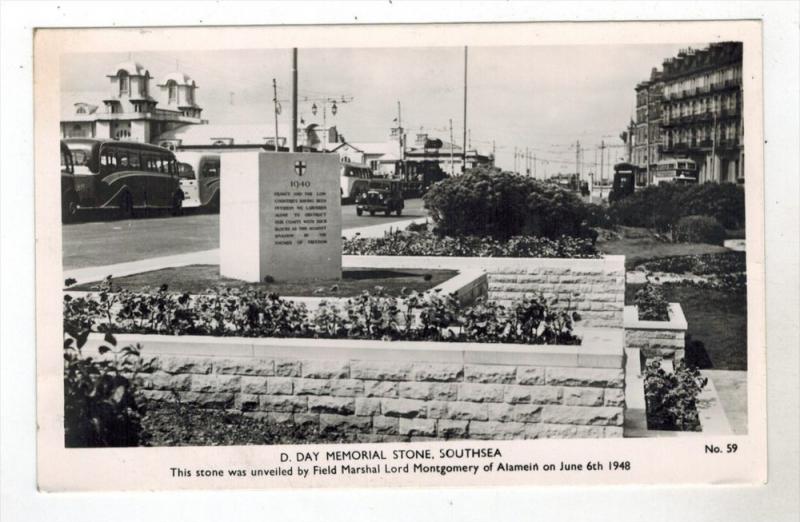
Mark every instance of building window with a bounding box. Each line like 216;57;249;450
167;80;178;104
118;71;129;96
115;129;130;140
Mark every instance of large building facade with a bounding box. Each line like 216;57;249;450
630;42;744;185
632;68;664;186
661;42;743;183
60;61;206;143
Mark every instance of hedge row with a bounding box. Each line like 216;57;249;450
65;278;582;346
342;230;599;258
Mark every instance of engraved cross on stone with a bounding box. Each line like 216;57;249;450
294;160;307;177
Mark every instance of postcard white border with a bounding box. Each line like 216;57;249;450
2;2;798;521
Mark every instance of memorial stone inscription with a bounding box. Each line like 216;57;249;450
220;152;342;282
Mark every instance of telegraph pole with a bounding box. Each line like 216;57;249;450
533;154;536;179
600;140;605;182
397;101;404;175
513;146;518;174
272;78;280;152
575;140;581;182
525;147;529;175
291;49;298;152
462;46;468;173
449;118;455;177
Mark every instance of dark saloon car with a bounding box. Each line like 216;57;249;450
356;179;405;216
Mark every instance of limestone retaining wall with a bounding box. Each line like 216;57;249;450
624;303;687;361
85;329;625;442
344;256;626;329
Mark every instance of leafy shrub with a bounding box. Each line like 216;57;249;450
609;182;745;232
673;215;726;245
664;273;747;294
64;282;582;346
678;182;745;229
423;168;591;240
634;283;669;321
609;183;685;231
64;278;150;447
644;358;708;431
636;252;746;275
583;202;615;229
343;230;598;258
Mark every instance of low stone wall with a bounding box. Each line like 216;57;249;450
86;329;625;442
624;304;687;361
344;256;626;329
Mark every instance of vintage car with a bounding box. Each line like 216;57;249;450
356;179;405;216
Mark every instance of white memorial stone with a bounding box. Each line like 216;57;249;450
220;152;342;282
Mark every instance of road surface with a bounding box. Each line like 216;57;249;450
62;199;427;270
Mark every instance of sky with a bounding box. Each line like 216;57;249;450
61;43;701;174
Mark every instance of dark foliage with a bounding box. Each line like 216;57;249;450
423;168;592;240
610;182;745;232
644;358;708;431
636;252;746;275
63;277;150;447
634;283;670;321
342;229;598;258
64;282;582;346
673;215;727;245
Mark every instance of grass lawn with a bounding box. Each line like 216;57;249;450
597;226;730;269
626;283;747;371
71;265;459;297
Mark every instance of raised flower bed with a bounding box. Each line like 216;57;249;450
64;254;628;443
624;303;688;361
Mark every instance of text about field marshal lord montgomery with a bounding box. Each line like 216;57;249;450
169;447;628;480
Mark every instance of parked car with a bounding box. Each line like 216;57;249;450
356;179;405;216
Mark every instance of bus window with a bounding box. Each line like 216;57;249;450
129;152;141;169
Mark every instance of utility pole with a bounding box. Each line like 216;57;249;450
492;140;496;166
449;118;455;177
533;154;536;179
272;78;280;152
627;119;635;162
575;140;581;182
525;147;529;176
397;100;404;177
462;46;468;173
513;146;518;174
600;140;605;183
291;48;298;152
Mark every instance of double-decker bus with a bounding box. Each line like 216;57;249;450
654;158;698;185
176;152;221;210
63;139;184;217
60;141;79;222
340;162;373;203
